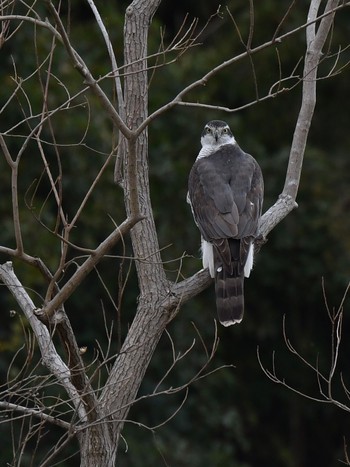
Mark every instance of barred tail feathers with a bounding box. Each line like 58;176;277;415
201;238;253;326
215;269;244;326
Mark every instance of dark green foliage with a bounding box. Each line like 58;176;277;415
1;1;350;466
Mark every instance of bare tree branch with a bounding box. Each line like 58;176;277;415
36;215;143;321
86;0;125;117
135;1;349;135
0;262;87;422
258;0;340;239
283;0;340;201
258;279;350;422
44;1;131;138
0;401;72;430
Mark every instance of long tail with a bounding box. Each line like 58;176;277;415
215;269;244;326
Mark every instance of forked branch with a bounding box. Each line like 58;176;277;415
257;281;350;413
0;262;87;422
260;0;340;238
170;0;342;305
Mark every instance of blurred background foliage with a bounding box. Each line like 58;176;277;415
1;0;350;466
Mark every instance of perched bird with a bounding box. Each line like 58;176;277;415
187;120;264;326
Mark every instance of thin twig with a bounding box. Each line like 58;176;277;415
0;401;72;430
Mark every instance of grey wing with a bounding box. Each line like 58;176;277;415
189;152;263;241
188;157;239;241
188;149;263;272
235;157;264;238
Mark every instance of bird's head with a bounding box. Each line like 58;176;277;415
200;120;236;148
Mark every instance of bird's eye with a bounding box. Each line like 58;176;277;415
223;128;228;133
205;127;211;134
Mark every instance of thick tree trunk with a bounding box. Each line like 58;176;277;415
78;424;117;467
100;300;171;449
99;0;172;459
77;1;166;464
